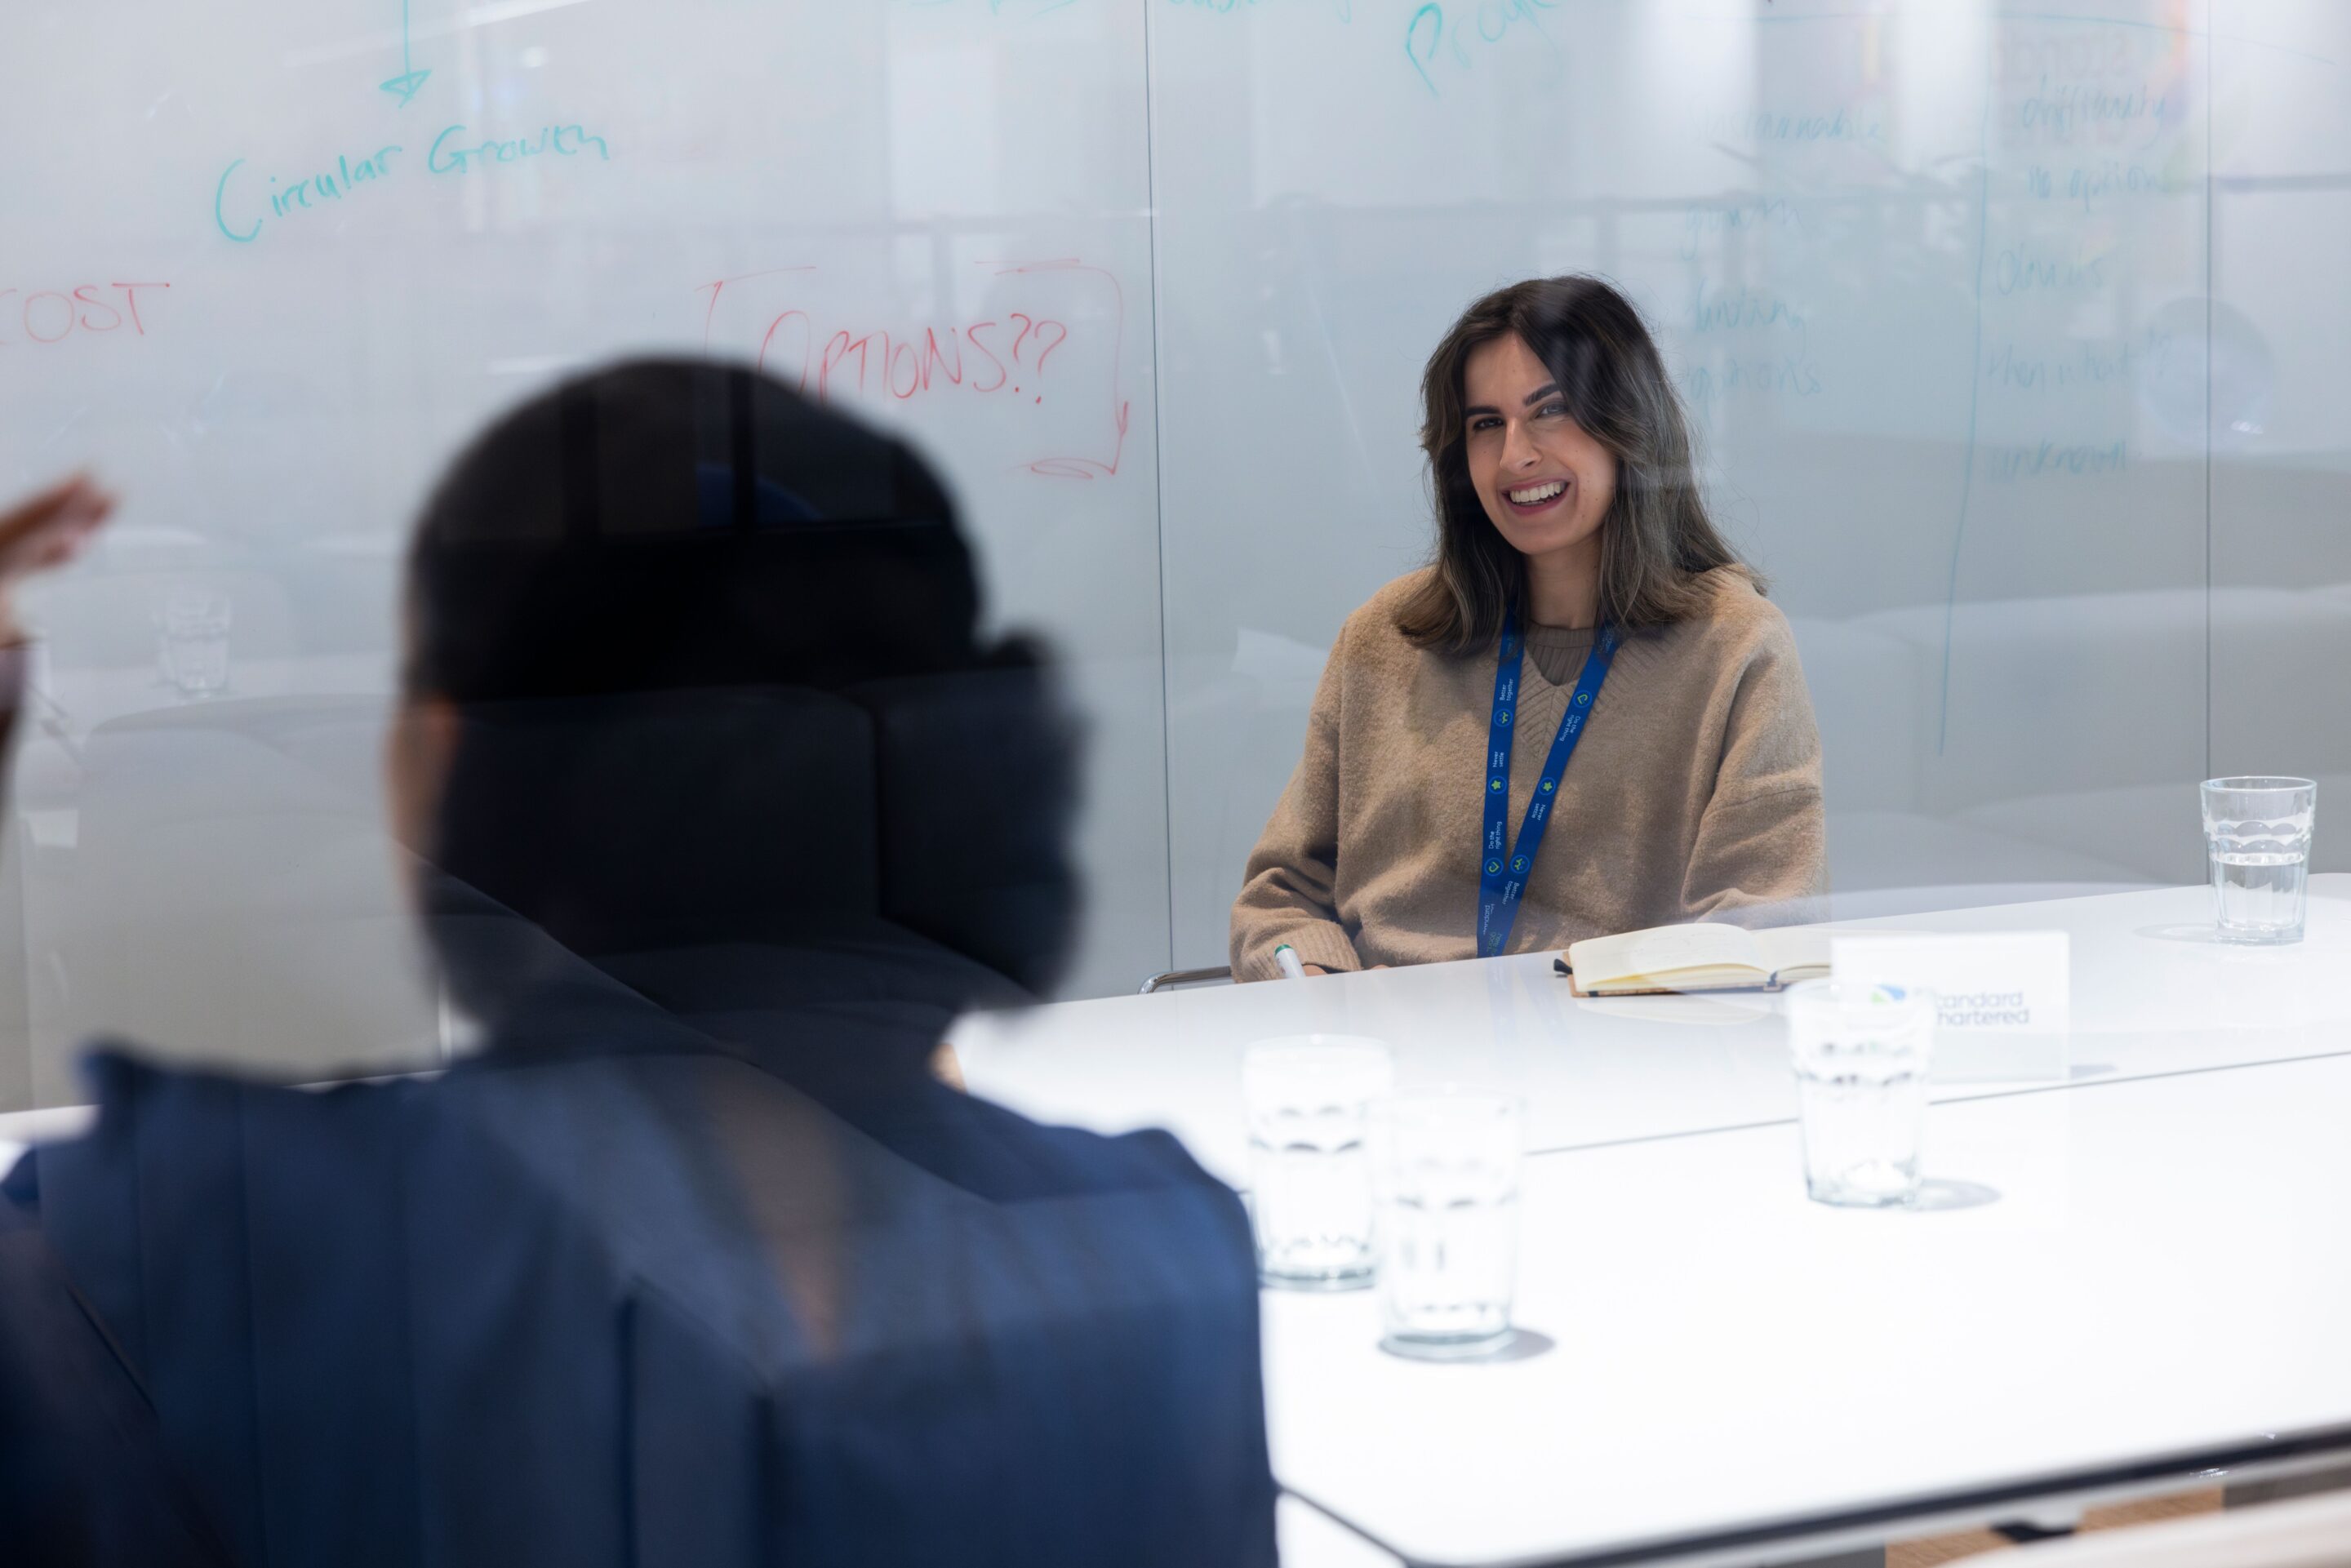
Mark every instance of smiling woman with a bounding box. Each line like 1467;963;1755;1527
1229;275;1828;979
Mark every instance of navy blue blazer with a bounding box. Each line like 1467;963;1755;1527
16;978;1277;1568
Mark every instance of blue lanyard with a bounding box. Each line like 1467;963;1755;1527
1478;606;1620;957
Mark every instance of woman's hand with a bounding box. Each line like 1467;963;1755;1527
0;475;113;645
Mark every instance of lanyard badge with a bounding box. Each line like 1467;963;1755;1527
1477;606;1619;957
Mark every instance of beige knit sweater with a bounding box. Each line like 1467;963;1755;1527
1229;567;1827;981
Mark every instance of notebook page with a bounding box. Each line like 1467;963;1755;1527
1569;922;1766;985
1754;927;1833;980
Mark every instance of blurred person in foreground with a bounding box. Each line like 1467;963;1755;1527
0;365;1278;1567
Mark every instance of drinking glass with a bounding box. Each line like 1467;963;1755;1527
1784;979;1933;1209
1370;1086;1522;1359
154;586;233;700
1242;1035;1392;1290
2202;777;2316;944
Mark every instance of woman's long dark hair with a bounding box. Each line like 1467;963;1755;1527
1397;275;1755;651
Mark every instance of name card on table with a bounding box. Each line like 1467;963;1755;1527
1829;931;2071;1082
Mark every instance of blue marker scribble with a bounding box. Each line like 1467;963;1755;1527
213;145;401;244
213;160;260;243
1404;0;1557;97
1405;4;1444;95
212;121;611;246
380;0;432;105
428;122;611;175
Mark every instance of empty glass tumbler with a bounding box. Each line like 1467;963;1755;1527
2202;777;2316;944
1242;1035;1393;1290
154;585;233;700
1784;980;1933;1209
1370;1087;1522;1359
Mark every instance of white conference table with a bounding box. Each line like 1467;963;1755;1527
6;880;2347;1566
950;877;2351;1188
953;877;2351;1564
1266;1051;2351;1567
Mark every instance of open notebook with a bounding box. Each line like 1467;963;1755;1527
1555;922;1831;997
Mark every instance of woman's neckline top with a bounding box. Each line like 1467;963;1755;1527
1231;566;1827;979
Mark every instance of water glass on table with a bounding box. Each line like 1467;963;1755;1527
2202;777;2316;944
1242;1035;1393;1290
1370;1087;1522;1360
153;584;233;700
1784;979;1933;1209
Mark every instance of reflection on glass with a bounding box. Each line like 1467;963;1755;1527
152;585;231;701
1;365;1281;1566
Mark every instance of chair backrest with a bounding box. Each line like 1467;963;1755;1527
2006;1490;2351;1568
59;673;1066;1092
435;687;882;957
851;666;1077;997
